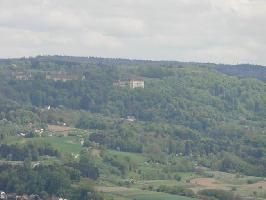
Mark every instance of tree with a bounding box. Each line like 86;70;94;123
79;151;99;180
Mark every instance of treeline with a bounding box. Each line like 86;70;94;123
0;150;103;200
0;163;102;200
0;142;59;161
214;64;266;82
73;111;265;176
1;67;265;126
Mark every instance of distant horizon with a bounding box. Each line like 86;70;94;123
1;1;266;66
1;54;265;67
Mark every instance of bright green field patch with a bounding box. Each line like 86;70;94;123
37;136;83;154
4;136;83;154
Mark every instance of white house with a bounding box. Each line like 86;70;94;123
0;191;7;200
114;79;144;89
129;80;145;89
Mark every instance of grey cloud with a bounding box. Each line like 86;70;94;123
0;0;265;65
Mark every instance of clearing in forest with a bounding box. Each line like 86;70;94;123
48;124;73;132
190;178;218;187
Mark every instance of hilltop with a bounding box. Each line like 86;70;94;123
0;56;265;200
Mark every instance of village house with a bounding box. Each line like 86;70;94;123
0;193;68;200
0;191;7;200
114;79;144;89
126;116;136;122
113;80;129;87
9;71;33;81
129;79;144;89
34;128;44;135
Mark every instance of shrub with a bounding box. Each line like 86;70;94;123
174;174;182;182
157;185;195;198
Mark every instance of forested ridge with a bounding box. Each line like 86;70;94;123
0;56;265;199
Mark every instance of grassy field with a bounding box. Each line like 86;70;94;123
103;189;196;200
3;135;266;199
4;135;83;154
36;136;83;154
124;191;195;200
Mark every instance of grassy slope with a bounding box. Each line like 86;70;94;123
3;134;266;199
4;135;83;154
106;189;196;200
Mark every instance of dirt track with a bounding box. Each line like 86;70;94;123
244;181;266;190
190;178;218;187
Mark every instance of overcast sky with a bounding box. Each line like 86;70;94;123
0;0;266;65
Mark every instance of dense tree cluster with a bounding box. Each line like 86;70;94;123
0;150;102;199
0;142;59;161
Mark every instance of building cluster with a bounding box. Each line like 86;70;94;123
6;68;84;82
0;191;67;200
6;68;144;87
10;71;33;81
18;122;44;138
113;79;144;89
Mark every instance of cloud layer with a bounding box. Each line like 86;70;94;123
0;0;265;65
